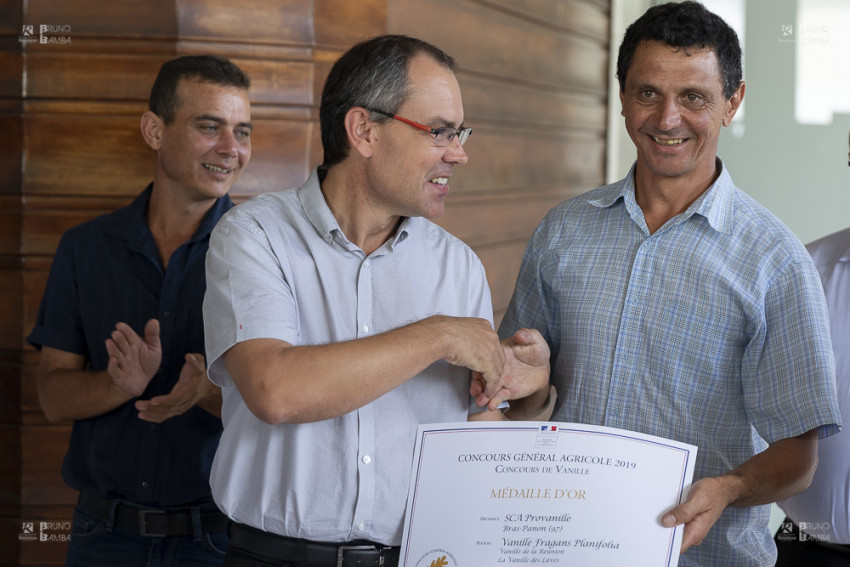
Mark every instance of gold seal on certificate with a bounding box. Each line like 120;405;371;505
399;422;697;567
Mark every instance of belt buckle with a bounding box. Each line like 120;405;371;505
138;509;167;538
337;544;385;567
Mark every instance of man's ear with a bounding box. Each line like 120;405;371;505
345;107;377;159
140;111;164;151
722;81;745;127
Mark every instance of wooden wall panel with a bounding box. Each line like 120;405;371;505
460;130;605;192
26;53;165;100
21;425;74;504
24;112;153;197
3;0;609;564
460;74;606;131
0;265;23;353
178;0;314;45
0;202;22;259
314;0;387;48
482;0;609;39
0;105;23;195
0;425;21;502
389;0;608;93
239;58;314;106
388;0;609;319
0;0;23;34
0;13;26;560
0;48;23;98
232;120;313;198
25;0;178;37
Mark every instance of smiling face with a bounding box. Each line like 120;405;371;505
366;53;468;220
146;77;252;202
620;40;743;192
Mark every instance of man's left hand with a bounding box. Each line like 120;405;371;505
661;476;736;553
471;328;550;410
135;353;217;423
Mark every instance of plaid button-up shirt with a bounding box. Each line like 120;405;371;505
500;161;841;566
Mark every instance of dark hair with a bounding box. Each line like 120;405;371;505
149;55;250;124
319;34;457;167
617;1;742;99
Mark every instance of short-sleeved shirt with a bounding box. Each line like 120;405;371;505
499;161;841;566
27;185;233;507
779;226;850;544
203;168;494;546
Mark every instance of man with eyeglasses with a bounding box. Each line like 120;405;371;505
202;34;553;567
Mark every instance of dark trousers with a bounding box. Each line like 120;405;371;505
224;544;296;567
66;503;228;567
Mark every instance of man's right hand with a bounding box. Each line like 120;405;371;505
435;316;505;398
105;318;161;397
220;314;508;425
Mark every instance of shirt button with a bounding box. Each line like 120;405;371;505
364;260;371;268
163;311;171;317
362;455;372;464
362;324;369;333
141;481;150;488
357;522;366;531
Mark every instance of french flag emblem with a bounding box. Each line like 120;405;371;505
540;425;557;432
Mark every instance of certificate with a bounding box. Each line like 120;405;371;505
399;422;697;567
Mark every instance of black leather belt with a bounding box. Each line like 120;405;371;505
229;521;400;567
78;492;228;537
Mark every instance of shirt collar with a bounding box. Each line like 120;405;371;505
298;166;411;250
589;158;736;235
105;183;234;251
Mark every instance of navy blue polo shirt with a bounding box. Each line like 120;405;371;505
28;184;233;508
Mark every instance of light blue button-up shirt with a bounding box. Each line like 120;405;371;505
500;161;841;566
204;168;493;546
